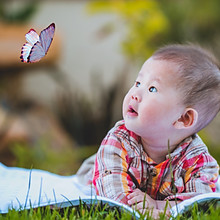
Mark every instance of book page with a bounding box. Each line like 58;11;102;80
0;163;95;213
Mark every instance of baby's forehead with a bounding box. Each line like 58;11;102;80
140;57;181;80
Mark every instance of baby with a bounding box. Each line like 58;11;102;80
78;44;220;216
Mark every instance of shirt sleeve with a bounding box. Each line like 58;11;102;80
167;153;219;201
92;132;135;204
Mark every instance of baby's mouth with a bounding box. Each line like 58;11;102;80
128;105;138;115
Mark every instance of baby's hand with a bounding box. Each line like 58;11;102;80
127;188;157;213
127;188;171;219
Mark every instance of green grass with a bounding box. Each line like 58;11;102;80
175;201;220;220
1;201;220;220
0;203;135;220
10;141;99;175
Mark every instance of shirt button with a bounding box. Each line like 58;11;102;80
104;170;112;175
149;167;157;177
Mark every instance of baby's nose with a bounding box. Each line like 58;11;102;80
131;94;141;102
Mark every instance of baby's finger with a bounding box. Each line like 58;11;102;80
132;202;148;210
136;208;148;215
135;207;158;218
152;209;164;219
127;188;142;198
128;195;144;205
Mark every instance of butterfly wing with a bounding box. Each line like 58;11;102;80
20;28;40;63
39;23;55;54
27;41;46;63
20;43;32;62
25;29;40;46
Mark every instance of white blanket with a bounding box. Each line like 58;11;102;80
0;163;95;213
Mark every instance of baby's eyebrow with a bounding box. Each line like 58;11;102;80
151;77;161;83
137;72;161;83
137;71;144;77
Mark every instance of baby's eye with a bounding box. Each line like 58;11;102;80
135;81;141;87
149;86;157;93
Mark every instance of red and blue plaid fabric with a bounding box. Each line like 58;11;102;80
93;120;219;205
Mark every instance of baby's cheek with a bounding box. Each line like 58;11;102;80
141;101;172;124
141;106;161;123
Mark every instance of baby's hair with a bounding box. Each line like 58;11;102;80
152;44;220;132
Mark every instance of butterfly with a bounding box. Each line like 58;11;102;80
20;23;55;63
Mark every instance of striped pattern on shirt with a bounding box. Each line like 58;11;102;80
92;120;219;204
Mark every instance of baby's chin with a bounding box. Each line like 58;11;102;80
124;119;136;133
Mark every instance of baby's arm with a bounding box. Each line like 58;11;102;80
93;133;136;204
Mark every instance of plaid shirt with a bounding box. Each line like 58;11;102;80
92;120;219;204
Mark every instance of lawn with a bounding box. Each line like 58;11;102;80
1;199;220;219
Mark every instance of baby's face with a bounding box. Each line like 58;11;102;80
123;58;185;142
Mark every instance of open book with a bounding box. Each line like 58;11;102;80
0;163;139;218
170;192;220;217
1;162;220;218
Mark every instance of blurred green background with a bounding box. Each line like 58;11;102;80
0;0;219;175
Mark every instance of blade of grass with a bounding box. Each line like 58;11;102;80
53;188;57;204
38;177;43;206
168;139;179;215
24;166;33;208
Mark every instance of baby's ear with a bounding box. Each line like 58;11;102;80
173;108;198;129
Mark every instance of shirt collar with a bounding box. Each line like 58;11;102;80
165;135;193;160
137;135;193;164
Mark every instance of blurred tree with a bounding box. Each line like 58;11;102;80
0;0;38;23
88;0;220;62
160;0;220;57
87;0;169;63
